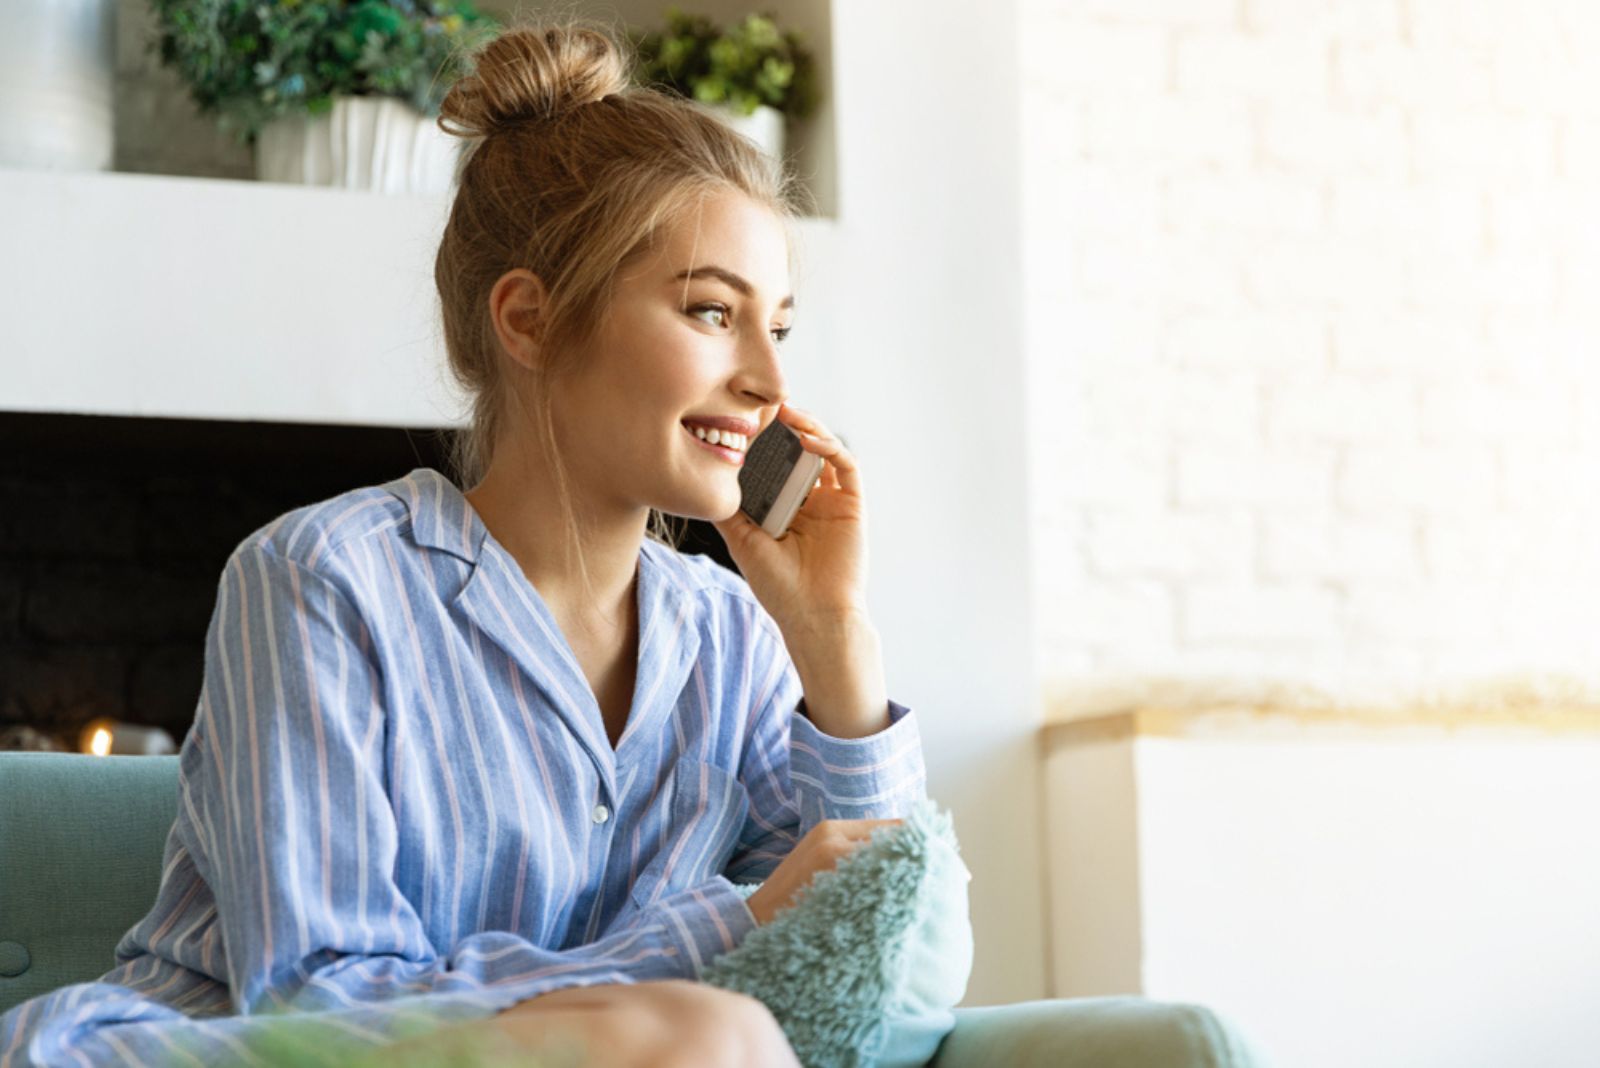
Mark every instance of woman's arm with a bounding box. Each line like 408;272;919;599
783;609;891;740
724;605;927;885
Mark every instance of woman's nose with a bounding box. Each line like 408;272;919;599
734;336;788;408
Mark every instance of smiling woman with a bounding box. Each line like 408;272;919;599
0;13;930;1068
432;21;812;629
464;190;798;563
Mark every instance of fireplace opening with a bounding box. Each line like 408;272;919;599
0;410;732;752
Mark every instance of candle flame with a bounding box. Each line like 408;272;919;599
89;727;112;757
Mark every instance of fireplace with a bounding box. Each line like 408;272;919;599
0;410;732;751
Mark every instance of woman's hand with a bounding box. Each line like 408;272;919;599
710;403;868;634
744;818;903;925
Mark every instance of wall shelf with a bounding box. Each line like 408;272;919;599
0;164;837;429
0;0;839;428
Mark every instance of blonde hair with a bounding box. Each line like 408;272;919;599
433;13;809;605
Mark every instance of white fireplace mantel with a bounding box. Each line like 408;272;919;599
0;165;838;429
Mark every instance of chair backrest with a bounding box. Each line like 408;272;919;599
0;752;180;1015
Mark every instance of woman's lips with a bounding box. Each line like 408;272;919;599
683;423;744;465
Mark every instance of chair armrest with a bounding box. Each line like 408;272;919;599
930;996;1271;1068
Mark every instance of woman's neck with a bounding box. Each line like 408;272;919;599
463;457;646;639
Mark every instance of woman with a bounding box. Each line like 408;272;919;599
0;16;925;1068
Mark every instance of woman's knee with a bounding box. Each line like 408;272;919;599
626;980;798;1068
495;979;795;1068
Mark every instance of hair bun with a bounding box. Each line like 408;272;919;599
439;22;631;139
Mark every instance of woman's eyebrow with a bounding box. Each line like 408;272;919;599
672;266;796;310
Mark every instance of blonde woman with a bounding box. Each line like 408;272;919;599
0;17;924;1068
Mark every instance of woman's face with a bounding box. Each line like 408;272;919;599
550;190;795;523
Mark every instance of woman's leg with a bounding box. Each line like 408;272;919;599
386;979;800;1067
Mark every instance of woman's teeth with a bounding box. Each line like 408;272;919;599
687;425;747;452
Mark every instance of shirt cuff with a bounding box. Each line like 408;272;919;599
788;698;928;825
654;875;760;979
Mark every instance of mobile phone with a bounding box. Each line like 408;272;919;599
738;419;827;538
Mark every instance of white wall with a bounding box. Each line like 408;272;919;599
1021;0;1600;698
829;0;1044;1006
1025;4;1600;1060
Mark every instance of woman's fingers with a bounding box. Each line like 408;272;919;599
824;818;903;843
779;404;862;496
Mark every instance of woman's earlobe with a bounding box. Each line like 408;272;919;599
494;327;541;374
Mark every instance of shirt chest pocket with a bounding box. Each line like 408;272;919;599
628;758;750;911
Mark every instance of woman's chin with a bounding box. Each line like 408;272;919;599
707;492;744;524
661;484;741;525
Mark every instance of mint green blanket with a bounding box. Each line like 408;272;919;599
706;799;974;1068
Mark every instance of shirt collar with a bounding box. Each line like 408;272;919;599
385;465;707;596
385;467;707;781
388;467;486;564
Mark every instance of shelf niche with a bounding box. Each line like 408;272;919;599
476;0;837;219
107;0;837;219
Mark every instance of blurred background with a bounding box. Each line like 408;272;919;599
2;1;1597;1065
1022;4;1599;1066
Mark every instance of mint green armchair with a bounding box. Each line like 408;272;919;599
0;752;1266;1066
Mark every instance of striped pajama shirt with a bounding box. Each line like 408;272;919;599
0;466;927;1066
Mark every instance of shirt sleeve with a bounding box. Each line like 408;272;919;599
724;611;928;884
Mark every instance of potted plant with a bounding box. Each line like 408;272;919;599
631;7;819;163
163;999;551;1067
146;0;500;194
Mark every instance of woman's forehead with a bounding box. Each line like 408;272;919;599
662;194;790;269
620;237;794;307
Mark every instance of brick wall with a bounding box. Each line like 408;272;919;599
1021;0;1600;703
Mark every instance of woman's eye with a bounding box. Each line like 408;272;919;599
689;303;793;344
689;303;730;327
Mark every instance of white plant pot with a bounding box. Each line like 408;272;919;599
255;95;460;195
0;0;115;171
693;102;786;162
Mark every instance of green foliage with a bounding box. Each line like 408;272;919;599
632;7;819;120
161;1001;568;1067
146;0;503;146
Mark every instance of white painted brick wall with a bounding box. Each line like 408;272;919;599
1176;31;1330;99
1022;0;1600;697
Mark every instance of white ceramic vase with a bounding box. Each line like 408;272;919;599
255;95;460;194
695;102;786;162
0;0;115;171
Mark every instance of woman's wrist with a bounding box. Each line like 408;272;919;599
744;884;773;926
782;612;890;739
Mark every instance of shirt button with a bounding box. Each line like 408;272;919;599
592;803;610;825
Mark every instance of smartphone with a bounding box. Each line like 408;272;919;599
738;418;827;538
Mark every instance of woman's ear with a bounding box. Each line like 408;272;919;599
489;268;549;372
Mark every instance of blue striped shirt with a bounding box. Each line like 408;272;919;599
1;467;927;1066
